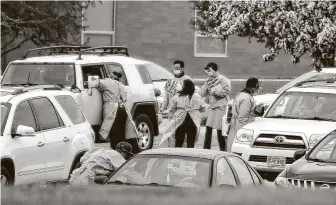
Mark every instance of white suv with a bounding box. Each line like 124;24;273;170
1;46;162;152
0;85;94;186
231;81;336;176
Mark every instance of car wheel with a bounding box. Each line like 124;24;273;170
1;167;13;186
133;114;154;153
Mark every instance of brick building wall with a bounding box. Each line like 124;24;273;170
115;1;312;78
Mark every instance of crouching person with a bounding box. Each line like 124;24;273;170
159;79;208;148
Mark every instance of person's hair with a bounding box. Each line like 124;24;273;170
112;71;122;79
179;79;195;98
246;77;259;89
204;62;218;71
173;60;184;68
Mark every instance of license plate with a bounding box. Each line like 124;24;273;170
267;156;286;167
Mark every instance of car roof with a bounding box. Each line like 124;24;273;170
138;148;233;160
288;83;336;94
0;87;75;103
318;68;336;73
11;54;150;65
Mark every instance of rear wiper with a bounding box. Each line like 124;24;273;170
152;79;168;82
144;182;175;187
266;115;298;119
302;117;334;122
107;180;137;186
307;158;326;163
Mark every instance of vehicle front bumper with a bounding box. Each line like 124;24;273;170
232;142;297;173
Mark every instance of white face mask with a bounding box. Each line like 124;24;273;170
173;70;182;76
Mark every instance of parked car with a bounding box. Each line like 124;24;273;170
275;129;336;189
254;68;336;106
0;85;94;186
229;80;336;180
1;46;162;152
94;148;265;189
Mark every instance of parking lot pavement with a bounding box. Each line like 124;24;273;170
96;119;220;150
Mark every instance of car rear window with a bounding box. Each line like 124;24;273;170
55;95;86;124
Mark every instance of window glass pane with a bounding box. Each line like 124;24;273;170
106;64;128;85
144;63;173;81
216;158;237;187
1;64;75;87
12;101;37;131
135;64;152;84
55;95;86;124
195;36;226;54
227;157;254;186
30;98;61;131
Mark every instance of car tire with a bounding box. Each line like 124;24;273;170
1;166;14;186
131;114;154;153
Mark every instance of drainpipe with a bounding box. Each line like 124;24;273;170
113;0;116;45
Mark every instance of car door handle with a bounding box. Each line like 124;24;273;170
37;141;44;147
63;137;70;142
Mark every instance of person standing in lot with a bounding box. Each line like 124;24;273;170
159;79;208;148
227;77;263;152
199;62;231;151
162;60;192;147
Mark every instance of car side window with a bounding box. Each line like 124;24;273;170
55;95;86;124
106;64;128;86
12;101;37;132
135;64;152;84
227;157;254;186
216;158;237;187
30;97;64;131
82;65;106;88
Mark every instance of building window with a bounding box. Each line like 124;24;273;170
194;9;228;58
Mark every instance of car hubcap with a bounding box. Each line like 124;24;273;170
137;122;151;149
0;175;8;186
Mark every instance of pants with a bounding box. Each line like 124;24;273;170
175;114;197;148
109;105;128;149
203;126;226;151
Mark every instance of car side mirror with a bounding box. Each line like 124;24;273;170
293;149;306;161
12;125;36;137
154;88;161;97
94;175;108;185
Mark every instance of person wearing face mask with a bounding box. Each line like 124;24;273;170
199;62;232;151
227;77;263;152
162;60;192;113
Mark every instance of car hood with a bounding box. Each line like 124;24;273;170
244;118;336;137
286;159;336;182
253;93;279;105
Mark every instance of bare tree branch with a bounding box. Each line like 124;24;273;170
1;37;32;57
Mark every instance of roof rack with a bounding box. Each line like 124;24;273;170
12;85;63;95
77;46;129;60
23;46;91;59
296;78;336;87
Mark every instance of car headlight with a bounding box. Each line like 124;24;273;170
235;128;254;144
274;177;291;188
308;134;325;148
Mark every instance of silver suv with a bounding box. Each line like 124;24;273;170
1;46;162;152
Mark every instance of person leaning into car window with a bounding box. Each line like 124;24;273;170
95;71;137;150
227;77;263;152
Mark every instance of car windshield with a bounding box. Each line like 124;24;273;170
276;72;336;94
307;130;336;163
1;63;75;87
107;155;211;188
1;103;10;135
145;63;173;81
265;91;336;122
